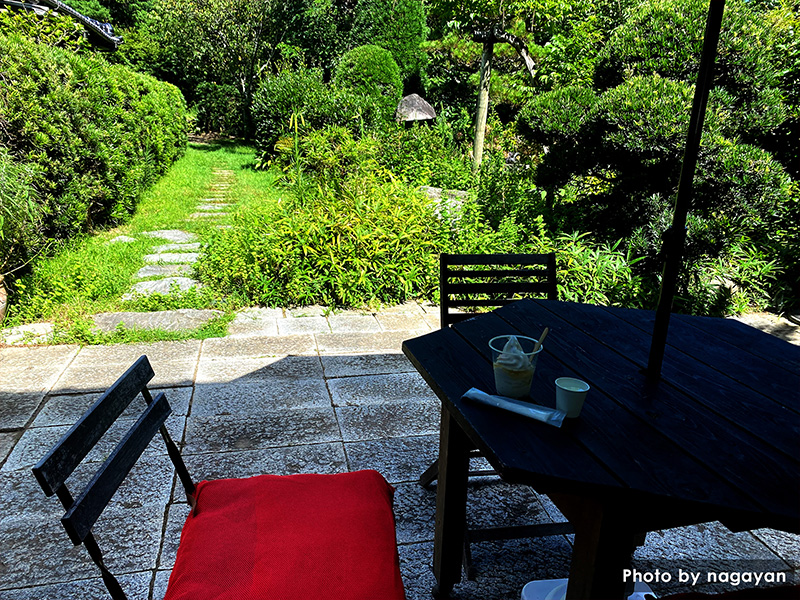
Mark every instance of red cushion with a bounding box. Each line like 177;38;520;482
163;470;405;600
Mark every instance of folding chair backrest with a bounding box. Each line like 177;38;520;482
32;355;195;600
440;252;558;327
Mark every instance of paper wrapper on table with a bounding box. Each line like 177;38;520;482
462;388;566;427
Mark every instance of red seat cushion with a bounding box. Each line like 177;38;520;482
163;470;405;600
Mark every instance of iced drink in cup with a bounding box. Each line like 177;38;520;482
489;335;543;399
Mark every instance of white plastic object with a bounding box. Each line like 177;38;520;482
520;578;656;600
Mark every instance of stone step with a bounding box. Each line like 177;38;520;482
196;204;229;211
92;309;222;333
190;212;228;219
136;264;193;279
141;230;198;243
143;253;199;264
152;243;202;253
123;277;202;300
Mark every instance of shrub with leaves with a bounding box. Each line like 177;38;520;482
0;7;89;51
0;33;187;265
517;0;798;312
197;170;447;307
334;45;403;122
0;150;44;277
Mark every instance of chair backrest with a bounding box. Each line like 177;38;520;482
439;252;557;328
32;355;195;600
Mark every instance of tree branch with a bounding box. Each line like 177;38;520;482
472;27;537;86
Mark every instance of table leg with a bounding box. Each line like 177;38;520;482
432;405;470;598
553;495;640;600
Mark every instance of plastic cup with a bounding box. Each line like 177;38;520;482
555;377;590;418
489;335;543;399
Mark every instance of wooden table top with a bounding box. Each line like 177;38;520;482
402;299;800;534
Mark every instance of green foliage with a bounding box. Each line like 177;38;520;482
0;150;45;276
0;8;89;51
197;170;447;307
348;0;428;81
375;122;473;189
195;82;245;134
251;67;358;154
517;0;798;312
334;45;403;121
0;33;187;274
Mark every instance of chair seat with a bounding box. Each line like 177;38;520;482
164;470;405;600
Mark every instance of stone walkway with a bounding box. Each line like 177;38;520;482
1;303;798;599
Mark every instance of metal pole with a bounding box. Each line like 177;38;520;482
647;0;726;378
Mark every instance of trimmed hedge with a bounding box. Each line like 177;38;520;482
0;33;187;267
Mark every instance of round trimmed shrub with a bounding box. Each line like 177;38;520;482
334;45;402;122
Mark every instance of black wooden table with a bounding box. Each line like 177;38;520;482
401;299;800;599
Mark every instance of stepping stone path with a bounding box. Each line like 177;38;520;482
100;168;237;330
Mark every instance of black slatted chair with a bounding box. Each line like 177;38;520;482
422;252;572;577
32;356;405;600
438;252;558;329
421;252;558;489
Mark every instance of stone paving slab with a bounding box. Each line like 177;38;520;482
0;431;19;464
141;230;198;243
276;315;331;335
0;572;151;600
135;264;193;279
71;339;201;366
191;379;329;416
142;253;199;264
327;314;382;333
152;243;202;252
3;415;185;473
200;333;315;359
0;390;45;429
376;312;432;332
33;387;192;426
0;321;55;348
125;278;202;300
336;397;441;441
345;434;438;484
182;442;348;483
184;408;340;454
315;331;410;353
195;355;323;384
92;309;221;333
320;352;414;378
51;360;197;393
327;371;438;406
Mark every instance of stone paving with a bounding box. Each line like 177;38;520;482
1;304;798;599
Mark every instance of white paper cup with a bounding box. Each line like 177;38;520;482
555;377;590;418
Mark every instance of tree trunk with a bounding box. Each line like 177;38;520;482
473;41;494;173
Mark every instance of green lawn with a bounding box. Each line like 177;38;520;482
4;141;283;344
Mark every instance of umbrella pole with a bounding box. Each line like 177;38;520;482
647;0;726;379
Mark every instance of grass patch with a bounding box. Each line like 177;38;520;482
3;141;282;343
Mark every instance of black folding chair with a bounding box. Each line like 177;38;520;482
32;356;405;599
31;357;193;599
422;252;571;577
